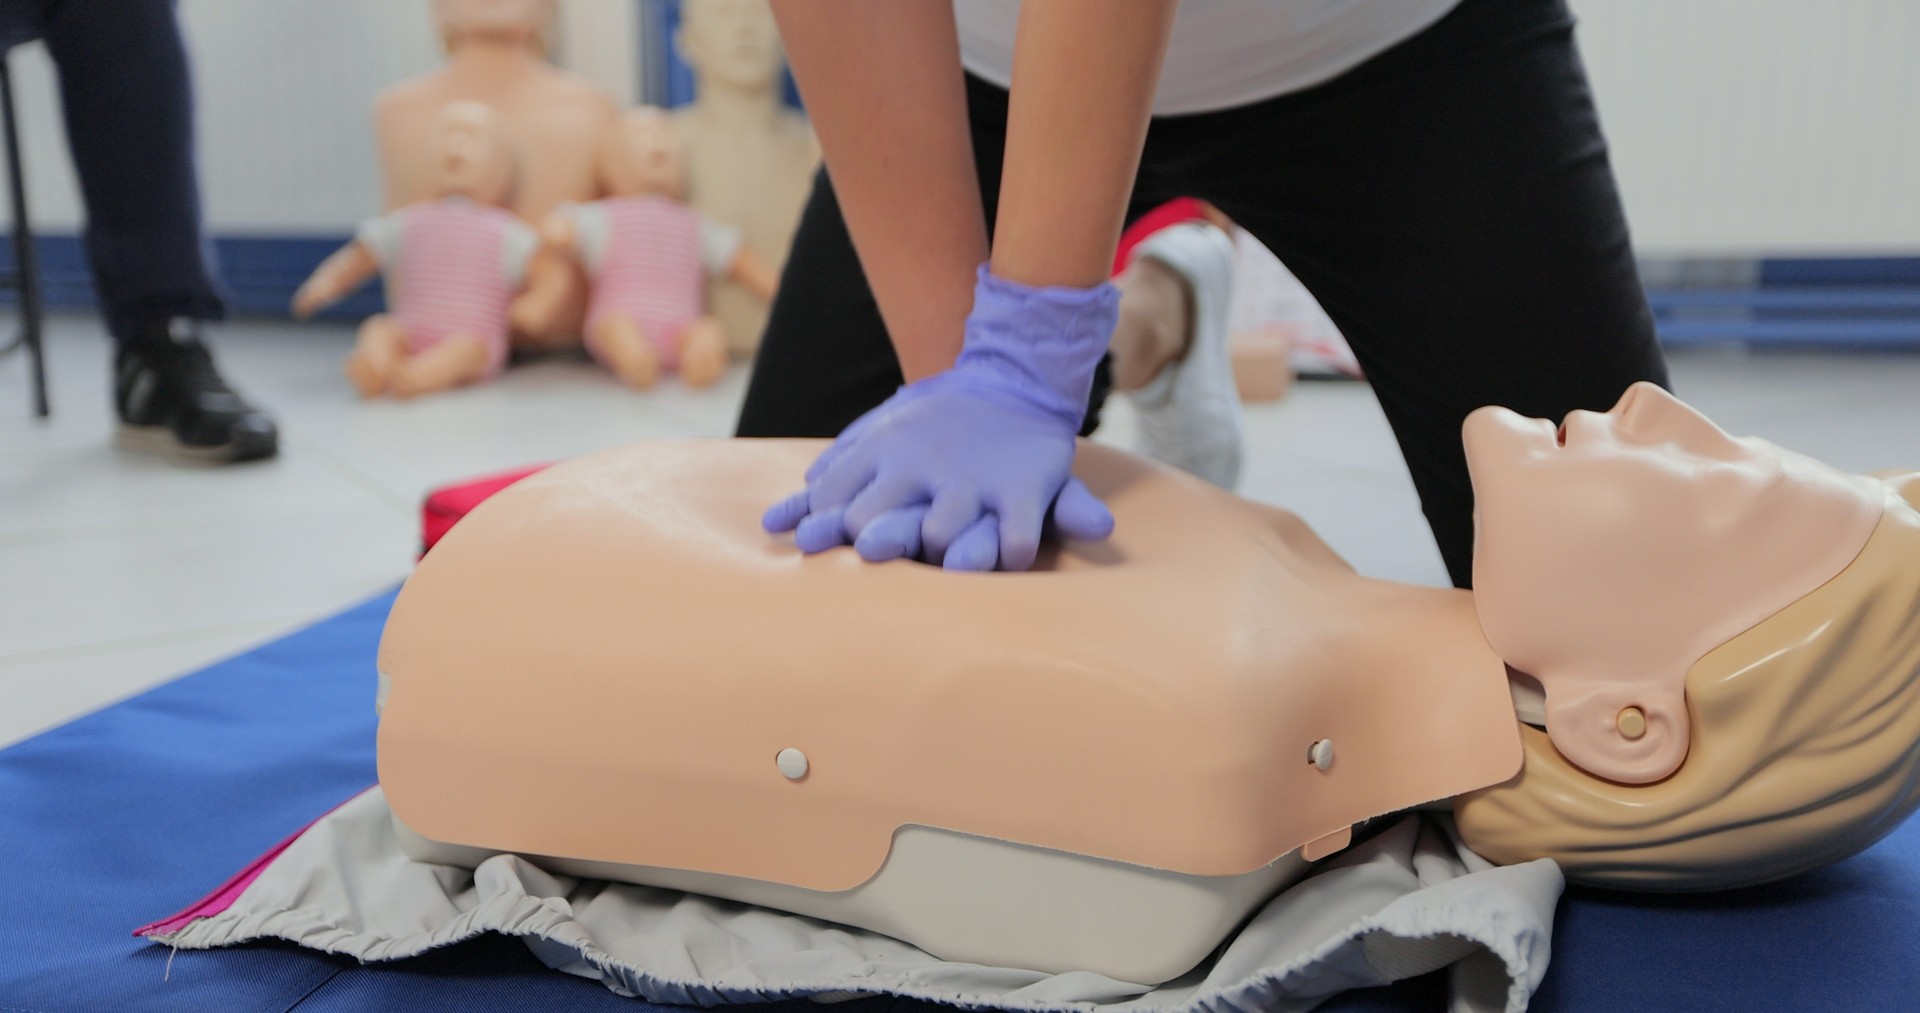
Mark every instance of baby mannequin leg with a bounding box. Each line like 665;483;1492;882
344;314;408;398
677;316;730;389
389;335;493;398
587;313;662;390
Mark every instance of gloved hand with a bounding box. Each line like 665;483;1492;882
764;265;1120;571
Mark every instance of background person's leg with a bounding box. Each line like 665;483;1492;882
39;0;221;336
1155;0;1665;586
38;0;276;461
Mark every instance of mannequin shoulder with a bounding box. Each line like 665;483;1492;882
374;73;455;124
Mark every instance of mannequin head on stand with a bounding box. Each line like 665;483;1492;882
433;0;553;54
676;0;786;98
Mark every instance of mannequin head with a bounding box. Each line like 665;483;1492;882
429;102;515;206
1457;472;1920;889
433;0;553;52
597;107;688;200
1463;382;1883;784
675;0;785;95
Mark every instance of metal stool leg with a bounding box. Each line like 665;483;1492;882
1;57;49;418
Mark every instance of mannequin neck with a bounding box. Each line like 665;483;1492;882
444;34;547;88
685;76;785;130
1322;577;1511;707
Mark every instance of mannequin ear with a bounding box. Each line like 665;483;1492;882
1542;680;1690;786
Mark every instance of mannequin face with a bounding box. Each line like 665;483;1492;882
1463;382;1883;784
677;0;785;93
600;108;688;199
432;102;514;205
434;0;552;42
1467;382;1783;552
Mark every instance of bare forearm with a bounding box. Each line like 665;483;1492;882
771;0;983;381
991;2;1175;288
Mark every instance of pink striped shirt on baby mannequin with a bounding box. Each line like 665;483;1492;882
358;199;537;377
565;196;740;370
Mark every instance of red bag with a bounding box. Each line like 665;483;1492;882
419;464;549;557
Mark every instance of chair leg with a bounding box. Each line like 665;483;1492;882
1;57;49;418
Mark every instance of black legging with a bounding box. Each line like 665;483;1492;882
736;0;1667;588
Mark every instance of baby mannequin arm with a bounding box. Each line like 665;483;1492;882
727;246;779;302
537;213;579;262
508;215;580;335
292;241;381;319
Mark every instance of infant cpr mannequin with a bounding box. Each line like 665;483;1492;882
376;0;619;346
296;103;557;398
375;384;1920;980
534;108;778;389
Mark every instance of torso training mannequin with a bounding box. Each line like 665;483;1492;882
375;382;1920;978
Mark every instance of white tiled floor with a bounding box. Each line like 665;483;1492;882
4;313;1920;747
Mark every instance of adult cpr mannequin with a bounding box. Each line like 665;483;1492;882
376;383;1920;979
672;0;818;357
375;0;617;346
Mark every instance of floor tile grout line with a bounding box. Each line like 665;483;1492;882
0;491;413;548
272;429;419;516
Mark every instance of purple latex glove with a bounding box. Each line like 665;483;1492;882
764;265;1120;571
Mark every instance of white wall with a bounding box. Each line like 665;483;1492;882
7;0;444;234
4;1;1916;254
1571;0;1920;255
0;0;639;235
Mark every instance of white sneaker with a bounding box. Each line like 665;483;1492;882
1125;223;1245;490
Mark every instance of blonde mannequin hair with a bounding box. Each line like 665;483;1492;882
1457;473;1920;890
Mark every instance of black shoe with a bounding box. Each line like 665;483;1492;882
114;319;279;464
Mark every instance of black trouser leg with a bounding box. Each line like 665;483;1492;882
1151;0;1664;585
38;0;225;342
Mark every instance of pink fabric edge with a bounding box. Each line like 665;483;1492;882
134;785;376;938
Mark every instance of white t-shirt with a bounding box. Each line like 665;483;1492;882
954;0;1461;116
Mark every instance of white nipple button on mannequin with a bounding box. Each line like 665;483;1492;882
1617;707;1648;741
776;747;810;780
1309;739;1335;771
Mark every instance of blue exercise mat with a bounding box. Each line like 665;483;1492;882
2;591;1915;1011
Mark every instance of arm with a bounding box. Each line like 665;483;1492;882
291;241;381;319
728;246;780;302
764;4;1174;571
769;1;982;381
507;214;579;336
991;2;1176;287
